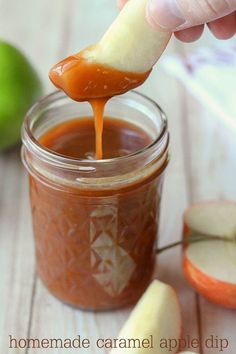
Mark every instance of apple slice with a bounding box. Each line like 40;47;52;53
83;0;171;73
110;280;181;354
49;0;171;101
183;201;236;309
178;352;198;354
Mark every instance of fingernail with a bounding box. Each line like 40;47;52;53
147;0;186;30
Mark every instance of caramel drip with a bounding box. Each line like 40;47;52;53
49;52;151;160
90;98;108;160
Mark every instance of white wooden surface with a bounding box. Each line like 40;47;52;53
0;1;236;353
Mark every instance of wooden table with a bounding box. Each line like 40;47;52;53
0;1;235;353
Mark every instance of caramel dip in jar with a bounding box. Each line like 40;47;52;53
22;90;169;310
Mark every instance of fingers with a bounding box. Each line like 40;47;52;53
146;0;236;31
117;0;236;44
174;13;236;42
174;25;205;42
208;12;236;39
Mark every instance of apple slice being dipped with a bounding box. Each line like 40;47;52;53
183;201;236;309
49;0;171;101
110;280;181;354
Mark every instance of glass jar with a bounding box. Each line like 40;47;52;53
21;90;169;310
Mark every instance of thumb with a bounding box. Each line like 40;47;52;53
146;0;236;31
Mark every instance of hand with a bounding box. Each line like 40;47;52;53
118;0;236;42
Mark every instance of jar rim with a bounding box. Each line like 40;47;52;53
22;90;168;171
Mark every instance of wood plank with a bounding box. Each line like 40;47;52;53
0;1;72;353
0;148;35;353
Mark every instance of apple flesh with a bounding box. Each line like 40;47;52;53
183;201;236;309
50;0;171;101
110;280;181;354
83;0;171;73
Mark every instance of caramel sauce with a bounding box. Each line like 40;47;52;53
39;117;152;159
49;52;150;159
32;118;161;309
90;98;107;160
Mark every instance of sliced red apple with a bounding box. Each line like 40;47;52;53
110;280;181;354
183;201;236;309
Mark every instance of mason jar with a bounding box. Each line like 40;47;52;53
21;90;169;310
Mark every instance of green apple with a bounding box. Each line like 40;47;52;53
0;40;43;150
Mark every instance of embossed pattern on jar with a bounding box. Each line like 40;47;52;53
22;91;169;310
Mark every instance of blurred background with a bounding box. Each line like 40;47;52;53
0;1;236;353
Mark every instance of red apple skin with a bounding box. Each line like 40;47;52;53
183;254;236;309
182;201;236;309
182;221;190;251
